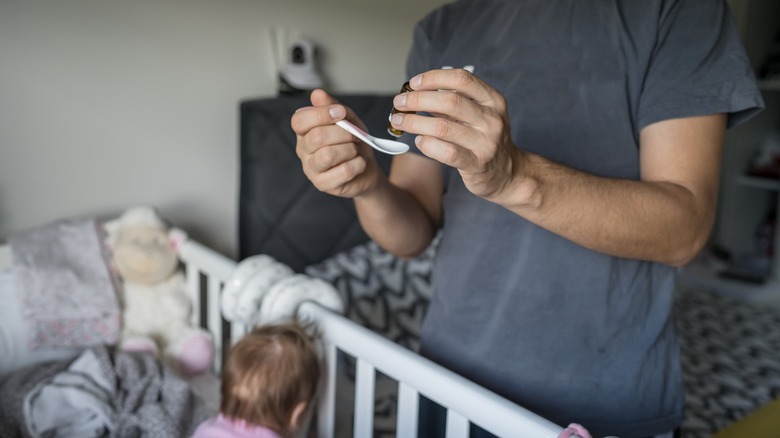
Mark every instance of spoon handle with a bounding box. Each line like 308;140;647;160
336;120;409;155
336;120;374;146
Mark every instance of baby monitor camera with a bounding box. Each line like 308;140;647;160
279;38;323;94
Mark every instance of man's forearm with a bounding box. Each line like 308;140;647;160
354;178;438;259
500;151;716;267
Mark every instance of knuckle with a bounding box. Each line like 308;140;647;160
495;94;508;112
310;172;334;193
444;91;460;108
343;157;365;180
309;127;327;146
444;145;460;163
314;180;330;193
406;91;418;108
486;113;503;133
302;155;318;175
318;145;337;167
302;164;320;186
434;119;451;138
456;69;474;87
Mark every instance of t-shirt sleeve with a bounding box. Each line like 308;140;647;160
637;0;764;130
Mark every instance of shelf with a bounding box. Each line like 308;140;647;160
736;174;780;191
758;80;780;91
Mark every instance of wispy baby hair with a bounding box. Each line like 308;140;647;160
220;318;320;437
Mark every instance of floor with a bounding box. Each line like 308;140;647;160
675;285;780;437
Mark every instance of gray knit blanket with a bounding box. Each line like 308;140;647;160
9;218;121;348
0;346;208;437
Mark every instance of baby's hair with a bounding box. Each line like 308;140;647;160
220;318;320;437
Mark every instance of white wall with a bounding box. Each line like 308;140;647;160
0;0;448;257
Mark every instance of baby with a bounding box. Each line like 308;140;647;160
192;320;320;438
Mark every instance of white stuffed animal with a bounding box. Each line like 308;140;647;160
105;206;214;378
221;254;343;327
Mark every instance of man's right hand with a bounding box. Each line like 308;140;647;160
291;89;385;199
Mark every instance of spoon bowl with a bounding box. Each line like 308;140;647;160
336;120;409;155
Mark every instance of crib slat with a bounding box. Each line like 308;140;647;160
207;276;223;373
397;382;419;437
179;238;235;330
186;263;200;327
446;410;470;438
354;358;375;437
179;239;236;281
317;342;338;438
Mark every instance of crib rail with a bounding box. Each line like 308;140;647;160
178;239;237;373
179;239;563;437
298;301;563;438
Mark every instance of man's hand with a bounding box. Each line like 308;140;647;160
389;69;523;205
389;68;727;266
292;89;385;199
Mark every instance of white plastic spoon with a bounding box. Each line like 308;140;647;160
336;120;409;155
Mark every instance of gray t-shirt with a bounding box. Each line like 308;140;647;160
400;0;764;436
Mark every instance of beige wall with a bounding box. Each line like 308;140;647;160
0;0;448;257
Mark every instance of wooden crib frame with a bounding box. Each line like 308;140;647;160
179;238;564;438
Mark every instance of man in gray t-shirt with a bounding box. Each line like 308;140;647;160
292;0;763;436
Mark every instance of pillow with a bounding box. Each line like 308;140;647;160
304;238;437;352
0;269;81;377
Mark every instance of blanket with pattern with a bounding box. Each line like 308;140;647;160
0;346;208;438
9;218;120;349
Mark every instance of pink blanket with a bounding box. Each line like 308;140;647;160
9;218;120;349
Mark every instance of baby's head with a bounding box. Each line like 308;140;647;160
220;319;320;437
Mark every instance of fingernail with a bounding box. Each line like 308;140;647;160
414;135;422;145
393;94;407;108
391;113;403;126
410;74;422;89
329;106;346;119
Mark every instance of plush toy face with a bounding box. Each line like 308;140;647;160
113;225;178;285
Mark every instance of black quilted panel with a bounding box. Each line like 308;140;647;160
239;94;395;271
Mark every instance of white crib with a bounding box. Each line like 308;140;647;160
179;238;565;438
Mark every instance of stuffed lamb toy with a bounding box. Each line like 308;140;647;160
105;206;214;378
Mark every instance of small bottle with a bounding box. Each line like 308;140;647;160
387;81;415;137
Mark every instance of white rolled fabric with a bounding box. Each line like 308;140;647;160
255;274;344;326
220;255;293;324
